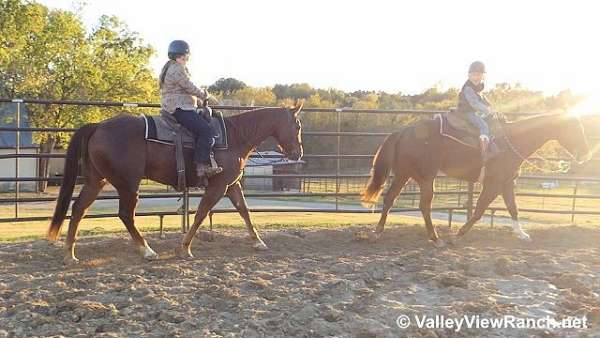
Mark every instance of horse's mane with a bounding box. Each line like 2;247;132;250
502;112;574;135
504;112;565;124
223;107;284;147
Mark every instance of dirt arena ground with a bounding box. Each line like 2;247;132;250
1;224;599;337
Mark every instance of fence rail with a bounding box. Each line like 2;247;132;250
2;98;600;230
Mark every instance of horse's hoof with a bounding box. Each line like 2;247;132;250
430;238;446;248
140;246;159;261
354;230;370;241
514;230;532;242
447;235;461;246
175;246;194;260
355;230;382;242
63;256;80;266
253;240;269;251
370;231;384;242
456;228;468;237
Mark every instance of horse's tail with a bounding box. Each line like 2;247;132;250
361;131;401;208
48;123;98;241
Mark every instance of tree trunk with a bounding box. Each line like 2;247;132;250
38;135;56;192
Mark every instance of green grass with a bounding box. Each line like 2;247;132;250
2;176;599;241
0;212;434;242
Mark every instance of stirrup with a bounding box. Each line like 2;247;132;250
197;164;222;177
479;136;490;158
205;166;223;177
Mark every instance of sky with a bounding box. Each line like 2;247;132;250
38;0;600;98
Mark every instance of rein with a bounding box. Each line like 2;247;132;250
247;151;293;167
494;112;571;174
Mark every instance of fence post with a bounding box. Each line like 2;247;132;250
159;215;165;239
466;182;474;219
182;188;189;233
571;180;579;224
335;109;341;211
14;101;21;219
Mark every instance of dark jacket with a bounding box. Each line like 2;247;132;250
457;80;491;117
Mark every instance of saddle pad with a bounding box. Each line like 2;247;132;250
435;114;504;151
435;114;480;149
142;111;228;150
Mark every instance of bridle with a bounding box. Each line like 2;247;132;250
249;109;302;167
494;112;572;174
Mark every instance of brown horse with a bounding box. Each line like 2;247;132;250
48;102;304;264
361;113;591;246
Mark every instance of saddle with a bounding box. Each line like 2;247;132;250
434;111;503;150
141;109;228;191
142;110;228;149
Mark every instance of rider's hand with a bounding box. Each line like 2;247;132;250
201;88;209;99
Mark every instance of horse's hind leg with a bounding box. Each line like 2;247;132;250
64;177;106;265
114;183;158;260
370;175;409;241
417;178;443;246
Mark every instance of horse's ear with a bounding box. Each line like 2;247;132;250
290;99;304;117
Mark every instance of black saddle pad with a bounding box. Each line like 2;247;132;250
143;111;228;150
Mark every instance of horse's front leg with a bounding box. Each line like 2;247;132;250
226;182;268;250
501;181;531;241
176;184;227;259
456;182;501;237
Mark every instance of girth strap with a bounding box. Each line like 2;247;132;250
175;128;187;192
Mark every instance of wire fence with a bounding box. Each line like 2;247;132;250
1;98;599;232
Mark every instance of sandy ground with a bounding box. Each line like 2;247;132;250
1;224;599;337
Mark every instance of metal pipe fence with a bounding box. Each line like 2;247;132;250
1;98;600;230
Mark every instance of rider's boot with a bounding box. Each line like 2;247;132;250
479;135;491;163
196;163;223;179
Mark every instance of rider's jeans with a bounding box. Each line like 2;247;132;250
172;109;214;165
465;112;490;138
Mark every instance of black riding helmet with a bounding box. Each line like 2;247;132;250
168;40;190;60
469;61;486;74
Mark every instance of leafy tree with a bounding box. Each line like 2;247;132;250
208;77;246;96
230;87;276;106
0;0;158;190
273;83;314;100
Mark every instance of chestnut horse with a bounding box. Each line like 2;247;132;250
48;102;304;264
361;113;591;246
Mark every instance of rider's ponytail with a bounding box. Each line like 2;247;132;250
159;60;176;89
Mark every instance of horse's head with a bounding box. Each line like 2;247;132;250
556;115;591;164
273;99;304;161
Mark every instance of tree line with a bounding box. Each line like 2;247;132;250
1;0;595;190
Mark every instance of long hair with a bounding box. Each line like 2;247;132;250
158;60;176;89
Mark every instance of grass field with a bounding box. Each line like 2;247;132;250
0;211;444;242
1;176;599;242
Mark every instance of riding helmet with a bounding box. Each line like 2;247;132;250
168;40;190;60
468;61;486;74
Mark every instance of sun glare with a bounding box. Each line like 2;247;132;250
569;95;600;117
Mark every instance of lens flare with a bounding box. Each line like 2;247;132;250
569;95;600;117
